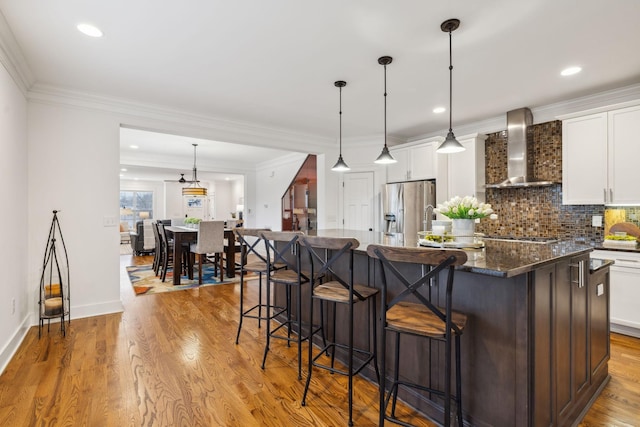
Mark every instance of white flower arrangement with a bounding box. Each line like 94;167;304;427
434;196;495;220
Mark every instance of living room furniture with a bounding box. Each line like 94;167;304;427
130;219;170;255
119;221;131;244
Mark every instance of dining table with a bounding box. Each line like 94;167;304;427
165;226;238;285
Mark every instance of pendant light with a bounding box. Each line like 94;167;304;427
331;80;350;172
436;19;466;154
182;143;207;196
374;56;397;164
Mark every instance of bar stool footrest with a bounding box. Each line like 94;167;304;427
241;303;287;322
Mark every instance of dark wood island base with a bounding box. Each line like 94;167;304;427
276;230;610;426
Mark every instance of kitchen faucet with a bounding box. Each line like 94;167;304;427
424;204;434;231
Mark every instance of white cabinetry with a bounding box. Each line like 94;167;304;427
446;133;487;201
591;250;640;338
562;113;607;204
562;105;640;205
607;106;640;204
386;148;409;182
387;139;440;183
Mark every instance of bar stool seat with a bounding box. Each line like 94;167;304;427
386;301;467;337
367;244;468;427
313;281;379;303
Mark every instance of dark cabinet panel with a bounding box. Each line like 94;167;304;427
589;267;610;378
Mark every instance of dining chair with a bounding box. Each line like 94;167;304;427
190;220;225;284
151;221;162;275
158;223;190;283
367;244;468;427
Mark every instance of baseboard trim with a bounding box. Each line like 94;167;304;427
68;299;125;320
0;315;31;375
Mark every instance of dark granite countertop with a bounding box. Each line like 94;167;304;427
589;258;614;272
306;229;593;278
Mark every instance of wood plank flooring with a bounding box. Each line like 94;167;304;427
0;254;638;426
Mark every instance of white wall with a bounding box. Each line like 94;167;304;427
23;99;330;332
255;153;309;230
28;103;124;321
0;62;28;373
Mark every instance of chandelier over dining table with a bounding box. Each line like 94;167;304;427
182;143;207;196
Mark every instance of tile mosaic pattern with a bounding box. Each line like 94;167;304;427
479;120;604;241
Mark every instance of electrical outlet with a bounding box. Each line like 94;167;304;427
592;215;603;227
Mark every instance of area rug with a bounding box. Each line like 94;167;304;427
126;264;253;295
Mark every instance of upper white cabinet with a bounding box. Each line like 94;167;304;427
446;133;487;201
562;113;608;204
387;139;439;183
562;104;640;205
608;105;640;205
386;148;409;182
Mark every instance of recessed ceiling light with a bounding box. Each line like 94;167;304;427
561;66;582;76
130;145;138;149
119;174;124;177
433;107;446;114
77;23;103;38
121;168;127;172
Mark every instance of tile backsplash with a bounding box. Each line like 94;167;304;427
476;120;607;241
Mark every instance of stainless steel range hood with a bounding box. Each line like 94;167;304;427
485;108;558;189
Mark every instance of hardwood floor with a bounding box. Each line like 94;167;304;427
0;254;638;426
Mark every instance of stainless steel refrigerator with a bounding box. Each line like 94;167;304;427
381;180;436;237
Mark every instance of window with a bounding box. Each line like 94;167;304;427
120;190;154;228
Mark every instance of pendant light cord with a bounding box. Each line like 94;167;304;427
383;63;388;148
448;29;453;134
339;85;343;154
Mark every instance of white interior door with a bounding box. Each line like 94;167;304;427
342;172;374;231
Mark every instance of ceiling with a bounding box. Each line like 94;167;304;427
2;0;640;181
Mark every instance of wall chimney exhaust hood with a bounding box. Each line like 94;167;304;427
485;107;558;189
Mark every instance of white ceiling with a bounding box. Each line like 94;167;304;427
2;0;640;181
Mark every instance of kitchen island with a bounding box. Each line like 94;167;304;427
280;230;609;426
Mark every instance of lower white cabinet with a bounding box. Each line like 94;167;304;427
591;250;640;337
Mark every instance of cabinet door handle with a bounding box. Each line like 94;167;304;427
569;261;585;287
609;188;613;203
603;188;607;204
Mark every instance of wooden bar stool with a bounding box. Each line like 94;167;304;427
234;228;286;344
299;235;379;427
260;230;311;379
367;245;468;427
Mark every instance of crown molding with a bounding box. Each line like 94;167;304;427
0;11;34;94
27;83;335;153
409;82;640;140
255;152;308;171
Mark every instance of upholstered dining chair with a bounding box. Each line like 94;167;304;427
190;220;225;284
